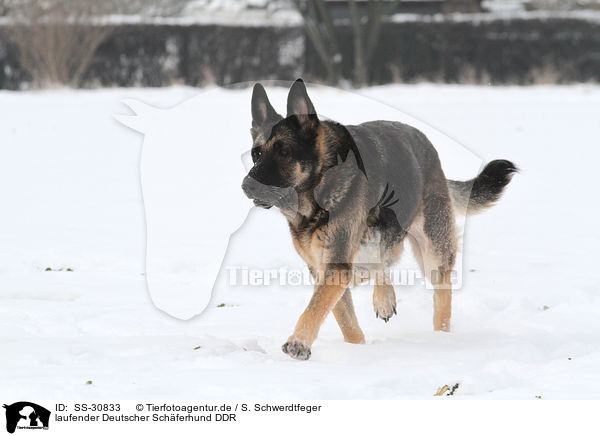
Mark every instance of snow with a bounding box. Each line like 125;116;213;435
2;7;599;28
96;9;304;27
1;83;600;400
388;9;600;23
101;8;600;26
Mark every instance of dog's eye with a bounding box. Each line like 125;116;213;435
251;148;262;162
274;142;289;158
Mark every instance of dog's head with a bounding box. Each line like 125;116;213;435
242;79;323;211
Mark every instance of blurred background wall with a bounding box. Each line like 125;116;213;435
0;0;599;89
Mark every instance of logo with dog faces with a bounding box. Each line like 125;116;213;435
3;402;50;433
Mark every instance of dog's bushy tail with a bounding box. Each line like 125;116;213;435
448;159;518;215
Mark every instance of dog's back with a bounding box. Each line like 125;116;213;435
347;120;517;222
345;120;447;235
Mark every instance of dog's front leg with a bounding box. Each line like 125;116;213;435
333;289;365;344
282;265;352;360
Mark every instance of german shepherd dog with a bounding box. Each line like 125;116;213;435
242;79;517;360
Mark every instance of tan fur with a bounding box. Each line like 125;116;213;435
288;203;368;346
290;206;458;349
433;289;452;332
373;273;396;322
287;169;459;353
290;224;327;274
407;209;457;332
332;289;365;344
315;124;338;172
288;266;352;346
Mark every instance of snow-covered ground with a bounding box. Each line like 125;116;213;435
1;83;599;400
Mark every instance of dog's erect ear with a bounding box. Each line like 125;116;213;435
251;83;280;126
287;79;318;127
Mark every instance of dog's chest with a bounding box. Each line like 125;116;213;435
291;224;383;271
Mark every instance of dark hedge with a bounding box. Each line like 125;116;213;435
0;17;598;89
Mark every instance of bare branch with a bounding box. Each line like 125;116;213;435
348;0;366;86
293;0;342;85
0;0;117;87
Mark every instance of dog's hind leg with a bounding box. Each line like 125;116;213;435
409;188;457;332
333;289;365;344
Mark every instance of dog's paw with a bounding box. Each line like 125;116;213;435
282;339;311;360
373;287;397;323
